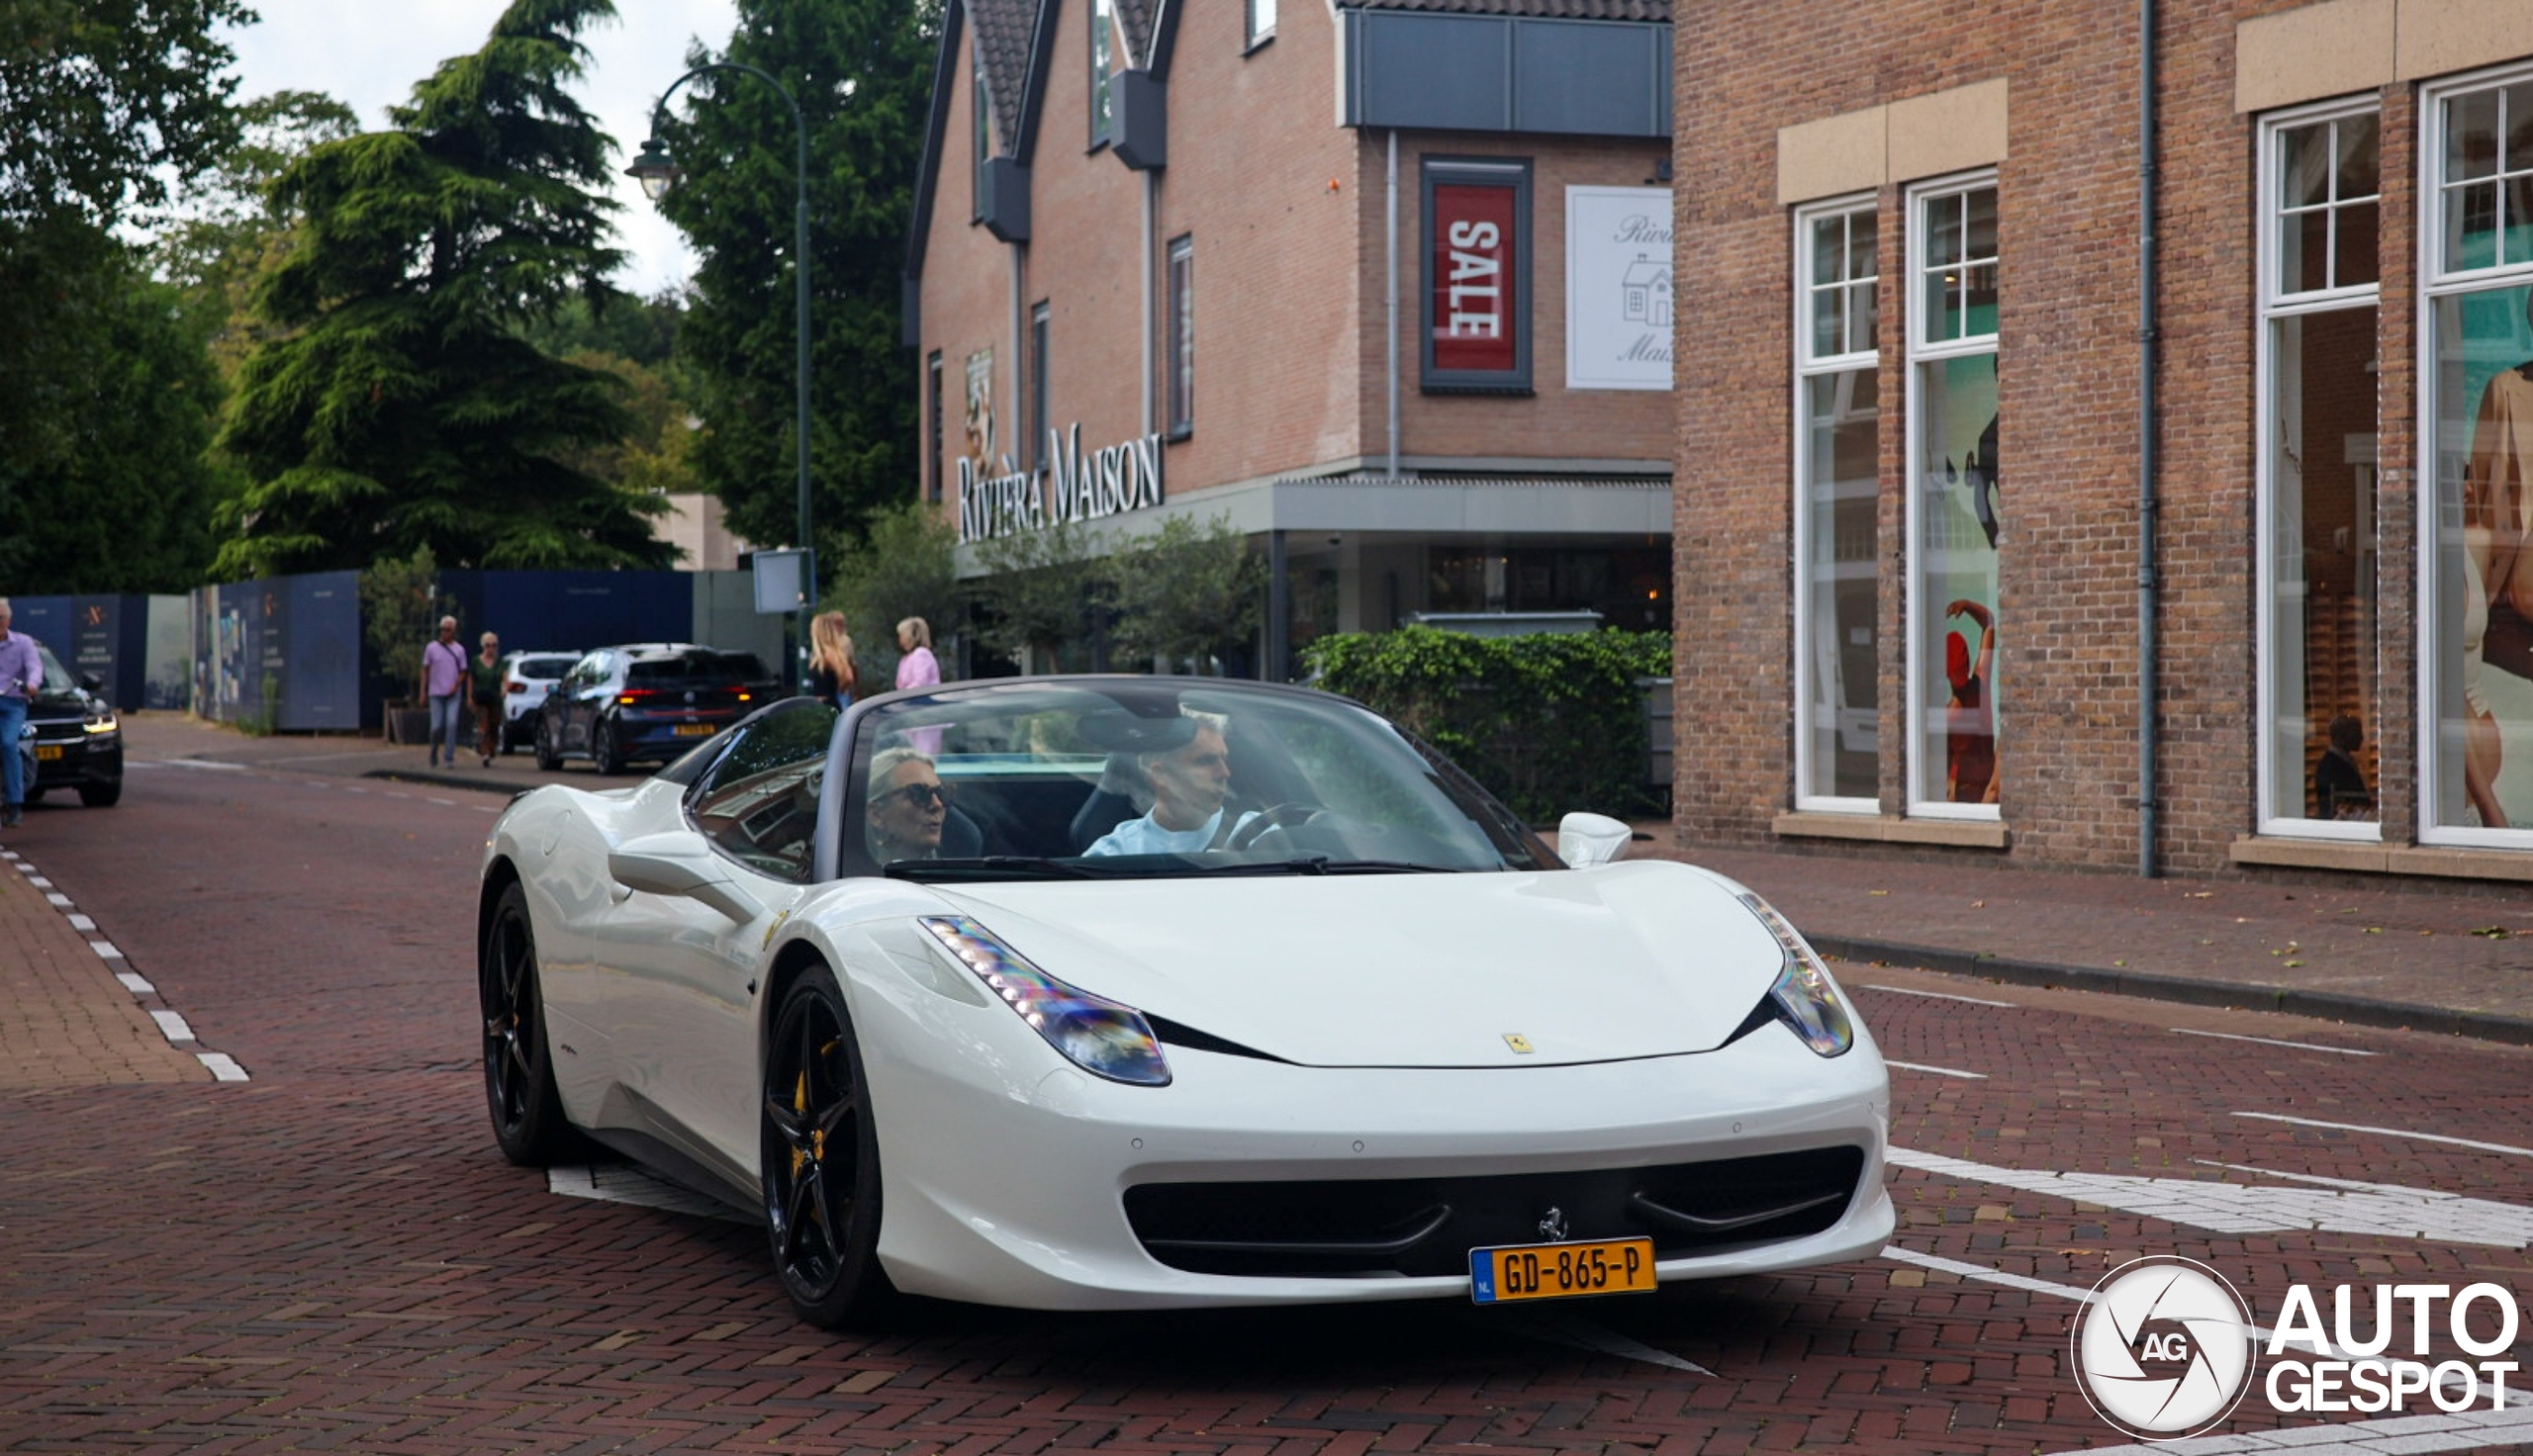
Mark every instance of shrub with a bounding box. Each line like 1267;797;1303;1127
1303;625;1670;824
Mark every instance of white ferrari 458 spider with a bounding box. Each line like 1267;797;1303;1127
476;676;1892;1324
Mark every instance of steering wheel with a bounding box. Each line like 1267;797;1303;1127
1226;801;1326;851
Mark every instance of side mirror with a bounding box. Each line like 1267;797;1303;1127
608;832;763;923
1556;812;1633;869
79;673;103;693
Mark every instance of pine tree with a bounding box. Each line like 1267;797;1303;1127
215;0;674;579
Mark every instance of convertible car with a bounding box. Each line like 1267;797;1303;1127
476;677;1891;1324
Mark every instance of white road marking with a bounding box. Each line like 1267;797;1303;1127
1860;983;2017;1007
149;1009;195;1044
46;892;70;907
2041;1404;2533;1454
1882;1244;2099;1303
195;1052;249;1082
28;876;51;888
2172;1027;2377;1056
425;797;456;807
2232;1111;2533;1159
1886;1145;2533;1245
1884;1059;1988;1080
115;972;153;995
89;940;124;959
136;758;247;772
67;913;94;931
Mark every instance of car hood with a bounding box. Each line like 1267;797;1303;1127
923;861;1788;1067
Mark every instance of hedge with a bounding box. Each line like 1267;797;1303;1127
1302;625;1671;825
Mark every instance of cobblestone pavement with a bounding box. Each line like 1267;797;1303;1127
0;725;2527;1454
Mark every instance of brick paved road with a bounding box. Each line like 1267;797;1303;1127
2;759;2528;1455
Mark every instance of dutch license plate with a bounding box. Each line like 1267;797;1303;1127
35;745;62;761
672;723;714;737
1468;1236;1657;1305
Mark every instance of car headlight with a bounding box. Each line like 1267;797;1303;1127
919;916;1172;1086
82;707;118;734
1737;891;1854;1057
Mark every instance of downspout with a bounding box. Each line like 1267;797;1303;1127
1142;171;1157;436
2136;0;2161;876
1386;128;1400;476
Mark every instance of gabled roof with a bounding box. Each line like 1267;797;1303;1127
1337;0;1670;17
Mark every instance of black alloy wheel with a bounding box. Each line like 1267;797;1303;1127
761;966;890;1326
592;715;625;776
533;713;561;772
479;881;575;1164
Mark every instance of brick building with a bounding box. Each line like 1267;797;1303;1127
1673;0;2533;885
906;0;1678;675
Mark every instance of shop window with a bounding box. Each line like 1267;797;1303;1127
1167;234;1194;437
1906;176;2000;817
2259;102;2381;836
2422;66;2533;845
1421;157;1533;394
1793;197;1881;809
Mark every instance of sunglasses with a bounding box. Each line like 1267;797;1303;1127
884;781;951;809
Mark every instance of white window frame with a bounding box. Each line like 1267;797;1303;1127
1904;170;2001;820
2417;60;2533;850
1792;192;1881;814
1248;0;1277;49
2256;96;2383;841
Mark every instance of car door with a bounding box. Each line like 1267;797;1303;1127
601;699;839;1172
561;653;610;755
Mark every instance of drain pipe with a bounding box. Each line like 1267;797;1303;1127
1386;129;1400;477
2136;0;2162;877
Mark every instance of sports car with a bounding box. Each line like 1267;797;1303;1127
476;676;1891;1324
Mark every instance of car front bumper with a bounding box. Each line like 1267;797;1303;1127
29;728;122;792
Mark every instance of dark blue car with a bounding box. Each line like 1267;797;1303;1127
531;643;780;776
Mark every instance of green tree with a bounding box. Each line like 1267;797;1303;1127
214;0;674;580
0;250;229;592
656;0;937;556
358;546;456;699
824;500;961;684
972;521;1112;671
1107;516;1266;673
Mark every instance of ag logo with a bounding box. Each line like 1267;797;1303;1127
2071;1255;2256;1440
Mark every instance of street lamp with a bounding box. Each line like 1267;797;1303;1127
629;63;814;693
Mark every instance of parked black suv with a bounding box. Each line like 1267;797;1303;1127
20;642;123;808
531;643;781;775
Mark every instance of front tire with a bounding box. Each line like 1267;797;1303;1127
479;881;575;1164
533;714;561;773
761;965;890;1326
77;780;118;807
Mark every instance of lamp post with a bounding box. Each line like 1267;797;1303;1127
627;63;813;693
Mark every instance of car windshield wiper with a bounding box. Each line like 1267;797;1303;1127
885;856;1132;881
1186;857;1460;876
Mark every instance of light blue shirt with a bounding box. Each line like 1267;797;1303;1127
0;632;42;699
1082;807;1258;858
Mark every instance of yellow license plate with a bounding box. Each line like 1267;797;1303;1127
35;745;62;761
1469;1236;1657;1304
672;723;714;737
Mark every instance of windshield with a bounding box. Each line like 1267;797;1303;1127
841;681;1556;880
516;656;576;680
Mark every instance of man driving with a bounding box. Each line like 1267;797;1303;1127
1081;712;1258;856
865;747;948;864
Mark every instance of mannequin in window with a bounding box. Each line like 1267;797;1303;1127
2460;295;2533;828
2311;712;2372;820
1943;598;1999;804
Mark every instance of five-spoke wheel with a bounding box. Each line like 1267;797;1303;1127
760;966;889;1326
479;881;573;1164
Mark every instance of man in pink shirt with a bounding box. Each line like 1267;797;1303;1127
0;597;44;827
422;616;470;769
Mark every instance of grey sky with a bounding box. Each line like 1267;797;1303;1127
221;0;739;296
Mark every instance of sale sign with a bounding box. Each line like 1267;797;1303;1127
1432;181;1520;376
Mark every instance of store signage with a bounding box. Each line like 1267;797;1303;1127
958;423;1166;543
1432;181;1519;375
1566;186;1673;391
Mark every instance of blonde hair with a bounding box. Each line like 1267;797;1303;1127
895;616;932;649
868;746;936;798
809;610;855;677
479;632;499;650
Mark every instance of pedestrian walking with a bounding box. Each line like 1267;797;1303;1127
422;616;469;769
471;631;506;767
0;598;43;828
894;616;943;755
806;611;857;708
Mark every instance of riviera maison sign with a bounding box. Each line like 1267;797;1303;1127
958;423;1165;543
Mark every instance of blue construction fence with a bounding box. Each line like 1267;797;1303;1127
12;570;783;732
